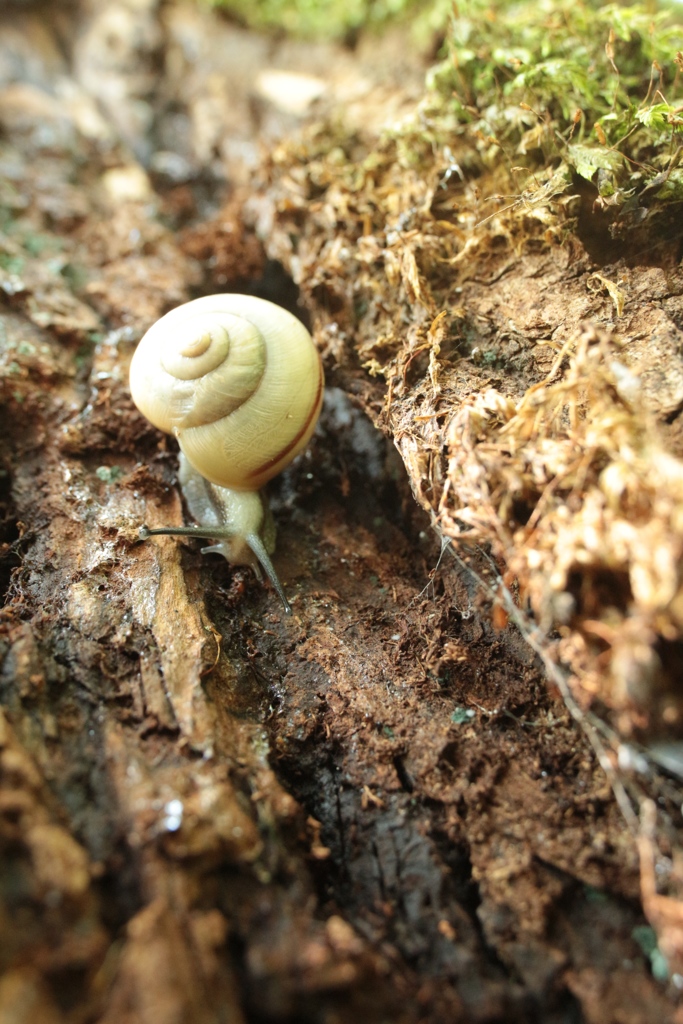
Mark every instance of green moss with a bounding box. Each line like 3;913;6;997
451;706;476;724
632;924;670;981
203;0;429;40
95;466;123;484
0;253;25;276
422;0;682;207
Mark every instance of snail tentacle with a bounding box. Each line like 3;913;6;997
243;533;292;615
139;523;292;615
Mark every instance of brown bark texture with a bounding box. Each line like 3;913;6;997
1;2;683;1023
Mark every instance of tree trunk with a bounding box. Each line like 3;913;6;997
1;2;682;1023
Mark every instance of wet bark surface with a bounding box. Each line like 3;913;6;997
0;2;681;1023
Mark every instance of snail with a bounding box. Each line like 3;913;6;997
129;293;324;614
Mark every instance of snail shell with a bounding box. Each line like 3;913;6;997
129;293;324;491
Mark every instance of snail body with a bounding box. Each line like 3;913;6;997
130;294;324;613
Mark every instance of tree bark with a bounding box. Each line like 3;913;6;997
0;3;681;1023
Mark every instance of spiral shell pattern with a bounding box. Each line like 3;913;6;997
129;294;324;490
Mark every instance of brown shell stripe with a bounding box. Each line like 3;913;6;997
246;365;324;482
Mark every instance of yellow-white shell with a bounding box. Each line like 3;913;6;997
129;294;324;490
